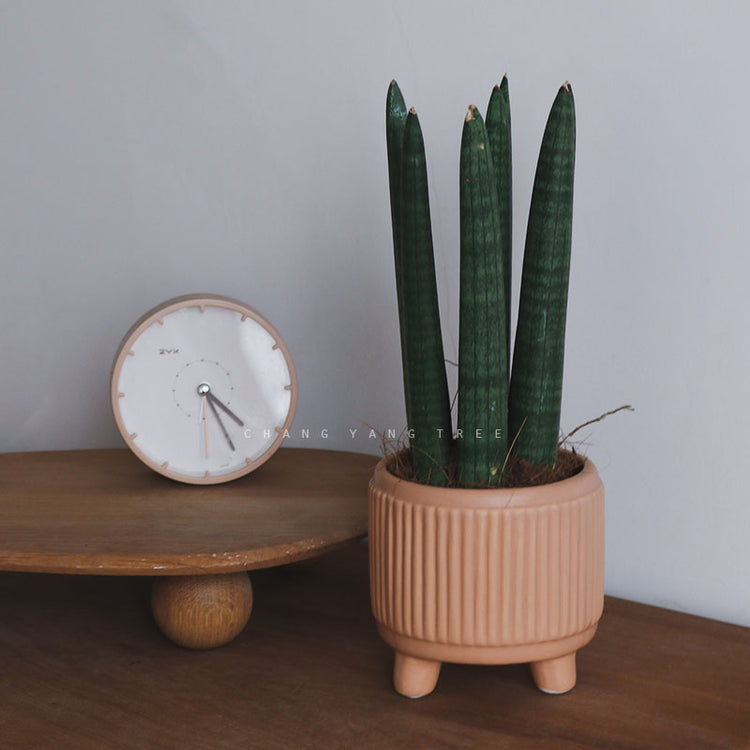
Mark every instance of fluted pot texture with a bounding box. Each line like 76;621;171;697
369;456;604;698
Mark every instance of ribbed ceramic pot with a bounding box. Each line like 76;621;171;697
369;455;604;698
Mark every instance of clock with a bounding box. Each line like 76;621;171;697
111;294;297;484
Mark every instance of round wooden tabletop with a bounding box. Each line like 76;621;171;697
0;447;377;576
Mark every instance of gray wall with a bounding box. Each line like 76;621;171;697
2;1;749;626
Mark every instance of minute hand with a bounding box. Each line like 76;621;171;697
206;396;236;452
206;392;244;427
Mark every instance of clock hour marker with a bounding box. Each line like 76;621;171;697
204;470;210;478
272;343;280;350
241;314;249;321
130;432;138;439
284;384;293;391
118;392;125;398
157;318;164;326
127;350;135;357
161;461;168;468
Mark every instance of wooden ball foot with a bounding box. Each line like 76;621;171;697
530;652;577;694
151;573;253;650
393;652;441;698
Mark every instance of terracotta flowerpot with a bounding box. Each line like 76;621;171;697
368;455;604;698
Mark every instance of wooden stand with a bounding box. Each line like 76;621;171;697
0;447;374;649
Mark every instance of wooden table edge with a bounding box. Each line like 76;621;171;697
0;531;369;576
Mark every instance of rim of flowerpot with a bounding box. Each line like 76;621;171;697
371;452;601;510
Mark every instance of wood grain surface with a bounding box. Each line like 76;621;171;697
0;541;748;749
0;448;374;574
151;573;254;649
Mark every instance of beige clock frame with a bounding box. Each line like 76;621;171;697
111;293;298;485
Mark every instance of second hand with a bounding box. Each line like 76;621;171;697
202;394;209;458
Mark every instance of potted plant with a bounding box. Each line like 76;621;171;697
369;77;605;698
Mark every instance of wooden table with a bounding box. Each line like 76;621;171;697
0;447;374;649
0;541;748;748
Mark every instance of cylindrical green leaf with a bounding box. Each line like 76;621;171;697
485;77;512;368
385;81;411;420
398;110;452;485
508;84;576;467
456;106;509;487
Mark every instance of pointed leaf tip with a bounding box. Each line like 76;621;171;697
465;105;477;122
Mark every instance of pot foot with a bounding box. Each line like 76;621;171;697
393;652;441;698
530;652;577;694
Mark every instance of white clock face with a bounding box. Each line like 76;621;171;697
111;295;297;484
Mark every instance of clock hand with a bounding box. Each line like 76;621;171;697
206;395;236;452
206;391;245;427
202;395;209;458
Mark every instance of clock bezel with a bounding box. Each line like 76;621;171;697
110;293;298;485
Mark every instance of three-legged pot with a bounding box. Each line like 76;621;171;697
369;456;604;698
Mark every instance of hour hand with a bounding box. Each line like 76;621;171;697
206;395;236;452
206;391;244;427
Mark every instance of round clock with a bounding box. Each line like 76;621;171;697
111;294;297;484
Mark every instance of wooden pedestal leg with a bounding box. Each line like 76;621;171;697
393;652;442;698
151;573;253;650
530;652;577;694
